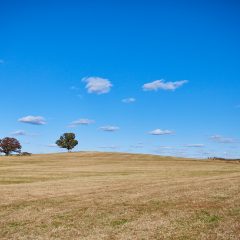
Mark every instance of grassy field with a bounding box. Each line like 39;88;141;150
0;152;239;240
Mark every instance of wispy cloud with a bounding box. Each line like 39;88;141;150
201;151;213;156
70;86;79;91
130;142;144;148
122;98;136;103
210;135;235;144
98;145;119;149
69;118;95;128
100;126;119;132
184;144;205;148
77;94;83;98
149;129;174;135
154;146;189;157
158;146;175;149
11;130;38;137
143;79;188;91
82;77;113;94
18;116;46;125
11;130;27;136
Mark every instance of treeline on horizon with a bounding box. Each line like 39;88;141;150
0;132;78;156
0;133;240;161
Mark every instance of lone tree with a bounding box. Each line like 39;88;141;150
0;137;22;156
56;133;78;152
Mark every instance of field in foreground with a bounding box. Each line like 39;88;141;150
0;152;239;240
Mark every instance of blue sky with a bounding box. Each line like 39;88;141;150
0;0;240;158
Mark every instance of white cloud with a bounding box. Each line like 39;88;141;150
69;118;95;128
82;77;113;94
184;144;205;148
18;116;46;125
11;130;27;136
210;135;235;144
46;144;58;147
122;98;136;103
100;126;119;132
143;79;188;91
149;129;174;135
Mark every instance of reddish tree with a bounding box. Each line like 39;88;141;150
0;137;22;156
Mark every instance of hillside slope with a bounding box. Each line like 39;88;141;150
0;152;240;240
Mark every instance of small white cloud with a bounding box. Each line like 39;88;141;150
18;116;46;125
122;98;136;103
149;129;174;135
184;144;205;148
210;135;235;144
143;79;188;91
11;130;27;136
69;118;95;128
82;77;113;94
100;126;119;132
46;144;58;147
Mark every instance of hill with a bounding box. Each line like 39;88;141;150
0;152;240;239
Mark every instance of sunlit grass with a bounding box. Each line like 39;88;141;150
0;152;239;239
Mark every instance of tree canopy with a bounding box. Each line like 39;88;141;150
0;137;22;156
56;133;78;152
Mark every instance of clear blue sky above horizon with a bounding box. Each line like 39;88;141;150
1;0;240;158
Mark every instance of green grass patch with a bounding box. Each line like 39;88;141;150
7;221;30;229
110;219;128;227
196;210;221;224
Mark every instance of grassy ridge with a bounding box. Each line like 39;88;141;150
0;152;240;239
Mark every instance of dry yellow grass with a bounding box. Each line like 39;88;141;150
0;152;239;240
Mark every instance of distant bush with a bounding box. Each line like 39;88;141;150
19;152;32;156
209;157;240;161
